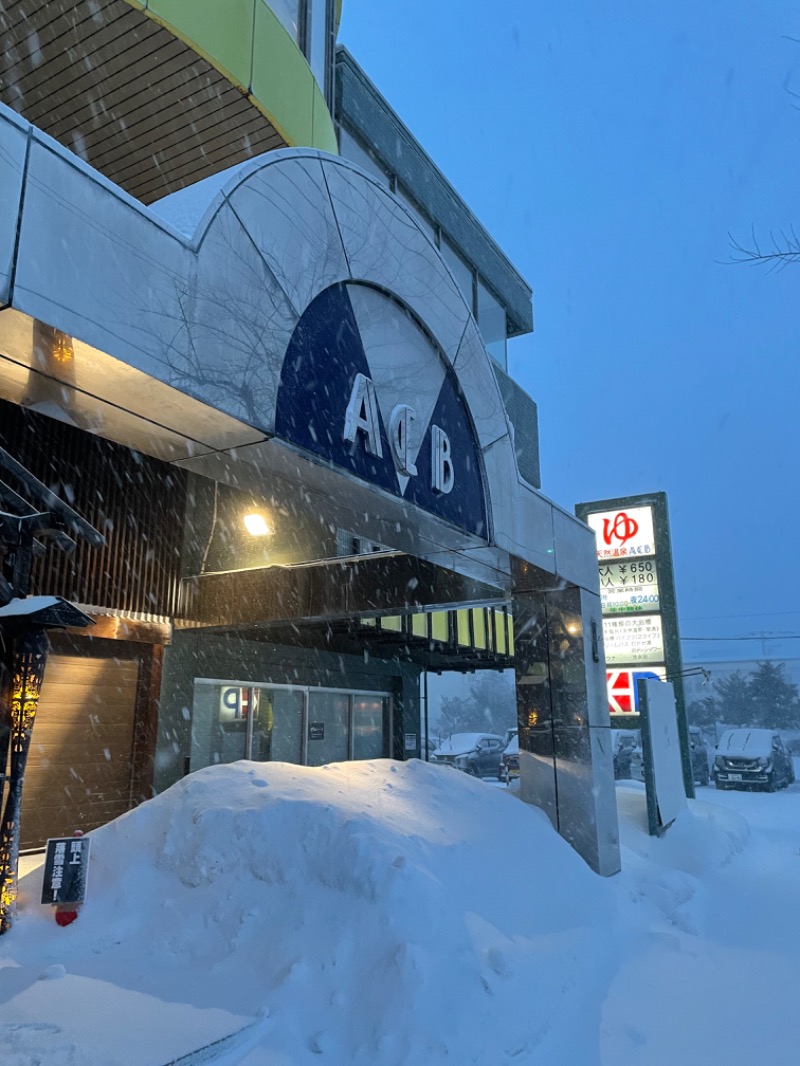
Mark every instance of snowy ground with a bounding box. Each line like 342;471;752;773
1;760;799;1065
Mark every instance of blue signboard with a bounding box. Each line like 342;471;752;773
275;283;488;538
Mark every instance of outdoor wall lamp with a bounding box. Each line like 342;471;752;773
243;512;271;537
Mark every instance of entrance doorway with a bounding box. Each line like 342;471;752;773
189;680;392;772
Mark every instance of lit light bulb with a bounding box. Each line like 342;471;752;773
243;513;271;537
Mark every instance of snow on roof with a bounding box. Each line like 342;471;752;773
0;595;61;617
148;158;259;237
716;729;777;757
433;732;502;755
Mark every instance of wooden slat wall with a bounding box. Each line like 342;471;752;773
0;400;187;618
0;0;287;204
20;654;140;848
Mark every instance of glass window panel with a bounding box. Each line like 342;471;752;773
353;695;386;760
411;613;427;638
441;236;475;313
251;687;304;764
191;683;249;770
308;0;330;93
477;278;508;369
395;183;436;242
457;609;471;646
339;128;391;189
269;0;301;41
306;690;349;765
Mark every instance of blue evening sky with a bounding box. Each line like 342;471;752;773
340;1;800;664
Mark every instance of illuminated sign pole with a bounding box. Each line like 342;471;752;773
575;492;693;798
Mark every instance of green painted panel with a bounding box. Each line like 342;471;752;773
312;85;338;154
252;2;314;146
146;0;255;91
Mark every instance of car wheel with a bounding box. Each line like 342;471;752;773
467;764;479;776
714;780;727;790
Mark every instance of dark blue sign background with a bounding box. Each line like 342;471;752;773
275;284;487;537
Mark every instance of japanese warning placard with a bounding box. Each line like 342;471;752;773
40;836;91;905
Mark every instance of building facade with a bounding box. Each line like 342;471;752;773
0;1;620;874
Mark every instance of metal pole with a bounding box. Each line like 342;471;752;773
423;671;429;760
0;626;50;933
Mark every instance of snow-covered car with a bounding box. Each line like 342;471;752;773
431;733;506;777
624;727;710;786
713;729;795;792
499;733;519;783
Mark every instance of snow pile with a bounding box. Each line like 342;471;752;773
3;759;612;1065
3;764;799;1066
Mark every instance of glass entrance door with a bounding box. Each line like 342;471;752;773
250;687;304;763
306;690;350;766
191;680;391;771
353;694;388;759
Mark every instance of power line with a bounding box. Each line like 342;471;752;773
681;634;800;641
683;609;800;622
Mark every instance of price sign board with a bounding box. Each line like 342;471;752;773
577;492;692;800
603;615;664;665
599;560;660;614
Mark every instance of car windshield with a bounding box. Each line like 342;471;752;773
433;733;495;756
716;729;777;758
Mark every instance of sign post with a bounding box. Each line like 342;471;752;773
41;834;91;921
576;492;693;798
637;679;687;835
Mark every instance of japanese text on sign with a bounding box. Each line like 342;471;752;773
41;836;90;905
599;560;660;614
603;615;664;665
586;506;655;559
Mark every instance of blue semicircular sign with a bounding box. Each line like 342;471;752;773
275;282;487;538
